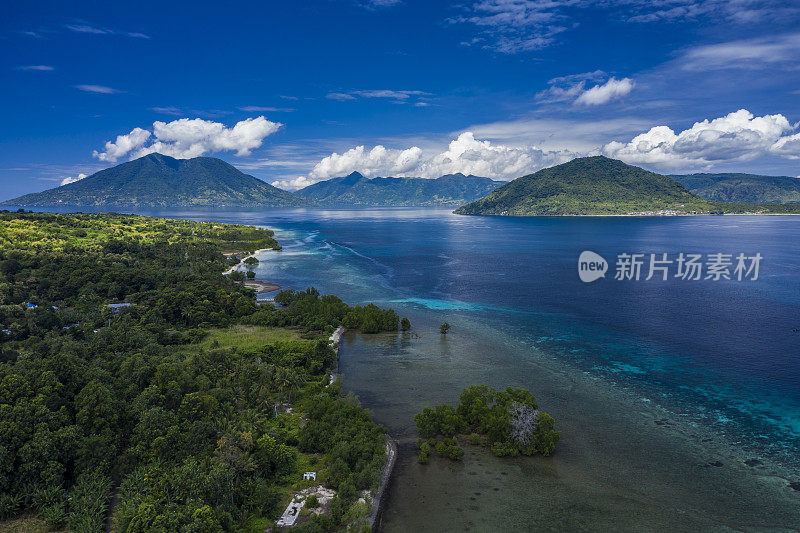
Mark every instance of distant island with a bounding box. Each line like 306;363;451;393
455;156;800;216
2;153;302;208
671;172;800;204
4;155;502;209
6;153;800;214
296;171;502;207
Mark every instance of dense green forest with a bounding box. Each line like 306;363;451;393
414;385;560;463
2;154;302;208
0;211;400;532
671;172;800;204
455;156;800;216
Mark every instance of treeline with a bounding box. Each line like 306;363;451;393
414;385;560;462
0;212;393;532
246;288;402;335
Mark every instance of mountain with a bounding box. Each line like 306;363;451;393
296;171;503;206
454;156;721;216
3;153;302;208
671;173;800;204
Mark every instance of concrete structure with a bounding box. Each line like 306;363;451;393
276;497;303;527
303;472;316;481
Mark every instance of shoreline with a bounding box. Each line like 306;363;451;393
221;247;275;276
329;327;398;531
243;280;280;293
339;321;800;531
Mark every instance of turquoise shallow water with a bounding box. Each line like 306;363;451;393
17;206;800;529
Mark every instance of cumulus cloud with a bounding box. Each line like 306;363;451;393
61;173;88;186
308;145;424;180
602;109;800;167
574;77;635;105
271;176;316;190
770;132;800;159
93;128;151;162
93;117;282;162
418;132;573;177
273;132;576;190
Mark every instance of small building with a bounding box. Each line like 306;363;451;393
106;303;133;312
303;472;317;481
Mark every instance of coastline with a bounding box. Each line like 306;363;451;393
339;322;800;531
329;326;398;531
221;247;275;275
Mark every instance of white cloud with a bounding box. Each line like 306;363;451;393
75;84;121;94
575;77;635;105
308;145;424;180
93;128;151;162
602;109;800;167
271;176;316;190
327;92;357;101
150;106;182;115
238;106;295;112
66;23;150;39
353;89;428;100
326;89;430;104
93;117;282;162
536;72;633;106
18;65;54;71
679;33;800;71
281;132;576;190
60;173;87;186
418;132;573;178
770;132;800;160
66;24;111;35
451;1;800;53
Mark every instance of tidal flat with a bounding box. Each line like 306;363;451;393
339;316;800;531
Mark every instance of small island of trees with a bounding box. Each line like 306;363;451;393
414;385;560;462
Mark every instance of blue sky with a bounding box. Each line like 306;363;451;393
2;0;800;199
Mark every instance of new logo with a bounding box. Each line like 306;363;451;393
578;251;607;283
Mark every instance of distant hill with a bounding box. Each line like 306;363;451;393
297;171;503;206
455;156;800;216
671;173;800;204
455;156;716;216
3;153;302;208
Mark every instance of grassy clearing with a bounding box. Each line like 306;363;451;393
0;517;60;533
194;325;303;351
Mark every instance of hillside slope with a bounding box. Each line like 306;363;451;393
297;171;503;206
3;153;303;208
455;156;716;215
671;173;800;204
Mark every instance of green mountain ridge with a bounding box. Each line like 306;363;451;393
671;173;800;204
297;171;503;206
3;153;302;208
455;156;800;216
